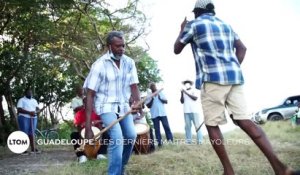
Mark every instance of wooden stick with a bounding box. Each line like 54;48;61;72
92;88;163;140
31;117;36;156
195;121;205;132
77;88;163;152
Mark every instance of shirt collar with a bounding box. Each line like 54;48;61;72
104;51;112;60
197;12;214;19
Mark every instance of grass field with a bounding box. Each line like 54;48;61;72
43;121;300;175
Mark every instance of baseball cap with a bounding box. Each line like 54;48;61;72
193;0;214;10
182;79;194;85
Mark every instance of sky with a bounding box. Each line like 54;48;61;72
135;0;300;133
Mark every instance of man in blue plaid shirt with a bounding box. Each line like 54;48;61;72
174;0;298;174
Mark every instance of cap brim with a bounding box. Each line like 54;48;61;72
182;80;194;85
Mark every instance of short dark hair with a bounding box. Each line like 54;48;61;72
106;31;124;46
24;87;31;94
193;3;215;16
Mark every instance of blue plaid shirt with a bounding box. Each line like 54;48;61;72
180;13;244;89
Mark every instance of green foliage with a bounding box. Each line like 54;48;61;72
58;120;74;140
127;46;162;91
136;55;161;91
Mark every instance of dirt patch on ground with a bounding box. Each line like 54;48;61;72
0;147;76;175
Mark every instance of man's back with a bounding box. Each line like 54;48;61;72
191;14;236;53
180;13;244;87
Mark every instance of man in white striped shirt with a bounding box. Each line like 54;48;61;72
84;31;141;175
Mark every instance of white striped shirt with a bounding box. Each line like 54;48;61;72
84;52;139;115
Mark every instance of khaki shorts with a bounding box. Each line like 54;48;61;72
201;83;249;126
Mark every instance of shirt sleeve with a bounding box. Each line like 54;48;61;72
34;99;39;109
91;111;100;121
73;113;80;125
17;98;23;108
129;60;139;85
180;21;194;45
230;25;240;41
83;61;102;91
233;31;240;41
159;92;167;100
74;111;83;126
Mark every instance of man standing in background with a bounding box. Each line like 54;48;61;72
145;83;173;147
180;80;203;144
17;87;41;155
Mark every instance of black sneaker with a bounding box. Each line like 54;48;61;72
21;151;29;155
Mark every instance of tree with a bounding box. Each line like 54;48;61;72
0;0;161;144
126;46;162;91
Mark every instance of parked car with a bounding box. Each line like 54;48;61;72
252;95;300;123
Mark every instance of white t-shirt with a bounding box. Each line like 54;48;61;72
71;96;83;110
183;88;199;113
17;96;39;118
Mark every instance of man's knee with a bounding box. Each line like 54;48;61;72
237;120;264;139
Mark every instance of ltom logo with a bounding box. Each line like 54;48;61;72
7;131;30;154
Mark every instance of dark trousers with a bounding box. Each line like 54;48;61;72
149;128;155;152
152;116;173;146
70;131;109;157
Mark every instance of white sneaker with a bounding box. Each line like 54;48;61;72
96;154;107;160
78;155;87;164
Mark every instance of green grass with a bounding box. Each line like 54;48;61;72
44;121;300;175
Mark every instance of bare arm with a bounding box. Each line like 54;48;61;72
174;18;188;54
17;108;35;117
35;107;41;114
130;84;141;111
234;39;247;64
84;88;95;139
182;90;198;101
180;91;184;104
130;84;140;103
158;94;168;104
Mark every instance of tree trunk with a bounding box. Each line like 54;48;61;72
0;96;4;126
0;96;5;145
48;105;56;126
4;93;18;130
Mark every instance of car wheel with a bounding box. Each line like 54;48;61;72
269;114;283;121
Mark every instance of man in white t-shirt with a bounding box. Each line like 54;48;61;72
17;88;41;155
180;80;203;144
